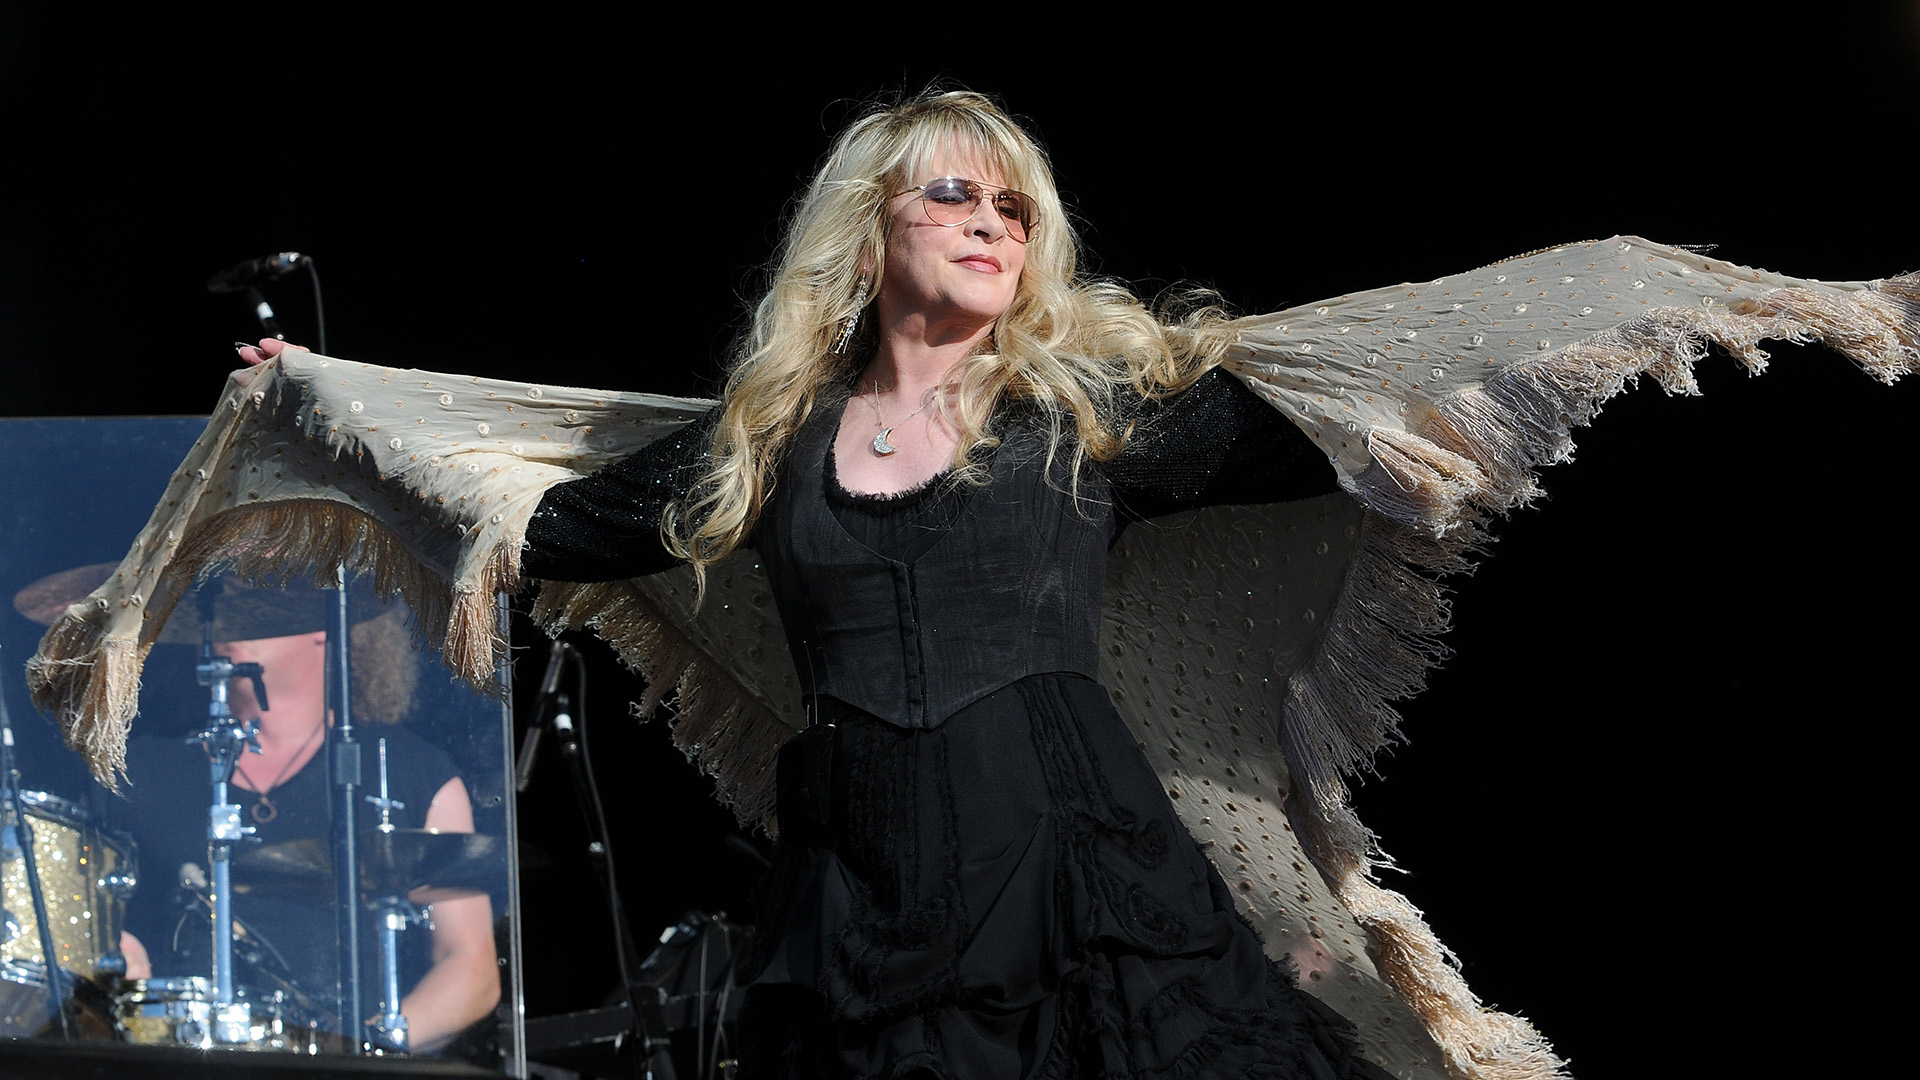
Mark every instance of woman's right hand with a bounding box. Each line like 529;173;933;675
236;339;310;366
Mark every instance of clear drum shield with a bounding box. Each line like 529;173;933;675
0;417;520;1070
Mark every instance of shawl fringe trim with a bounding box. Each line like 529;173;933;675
27;498;516;789
1356;275;1916;537
25;623;144;789
1288;791;1567;1080
1276;514;1462;812
530;579;788;833
1255;273;1917;1080
1276;514;1572;1079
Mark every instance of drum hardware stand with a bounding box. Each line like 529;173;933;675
0;642;79;1041
364;736;412;1054
322;564;367;1054
190;590;268;1044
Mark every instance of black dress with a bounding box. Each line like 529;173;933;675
526;371;1389;1079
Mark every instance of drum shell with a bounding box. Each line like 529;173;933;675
115;975;330;1052
1;790;136;1035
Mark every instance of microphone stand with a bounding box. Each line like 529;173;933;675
0;645;77;1040
323;565;365;1053
187;585;272;1045
542;652;674;1079
365;737;413;1053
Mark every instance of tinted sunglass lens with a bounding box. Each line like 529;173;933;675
913;179;1034;241
920;179;977;224
992;193;1034;240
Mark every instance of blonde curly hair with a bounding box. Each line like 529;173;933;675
666;90;1232;591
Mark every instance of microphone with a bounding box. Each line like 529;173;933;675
538;640;572;701
207;252;307;294
514;638;572;791
515;641;575;792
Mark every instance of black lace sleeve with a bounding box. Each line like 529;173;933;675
521;409;719;582
1105;368;1339;522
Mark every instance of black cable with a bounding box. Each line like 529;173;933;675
696;933;708;1079
305;257;327;355
566;660;645;999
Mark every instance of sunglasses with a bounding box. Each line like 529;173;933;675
894;177;1038;243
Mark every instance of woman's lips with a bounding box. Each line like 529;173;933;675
955;254;1002;272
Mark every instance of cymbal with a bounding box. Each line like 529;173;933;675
235;828;507;904
11;565;394;643
11;562;118;626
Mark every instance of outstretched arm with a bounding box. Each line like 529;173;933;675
522;408;720;582
1105;367;1340;521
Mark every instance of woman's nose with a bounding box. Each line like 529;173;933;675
969;200;1008;242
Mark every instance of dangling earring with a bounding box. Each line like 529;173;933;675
832;274;870;356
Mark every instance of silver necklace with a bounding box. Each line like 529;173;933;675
233;716;325;825
866;380;939;456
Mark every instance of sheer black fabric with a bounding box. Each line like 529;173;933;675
522;409;720;582
524;370;1384;1077
746;678;1390;1079
1104;368;1339;523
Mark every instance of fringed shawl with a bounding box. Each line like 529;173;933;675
30;237;1916;1079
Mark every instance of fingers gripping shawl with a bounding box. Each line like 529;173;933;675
28;238;1915;1080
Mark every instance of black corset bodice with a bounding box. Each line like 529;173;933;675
761;403;1110;730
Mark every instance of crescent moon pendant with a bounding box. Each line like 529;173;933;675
872;428;898;455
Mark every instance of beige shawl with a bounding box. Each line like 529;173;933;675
30;237;1916;1079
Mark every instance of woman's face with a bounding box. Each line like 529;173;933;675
876;147;1028;345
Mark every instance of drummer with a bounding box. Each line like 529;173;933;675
112;608;499;1052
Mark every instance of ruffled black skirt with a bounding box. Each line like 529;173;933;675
742;674;1389;1080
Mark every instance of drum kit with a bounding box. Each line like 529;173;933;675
3;565;507;1056
0;788;132;1038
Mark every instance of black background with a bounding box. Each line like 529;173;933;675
3;5;1916;1076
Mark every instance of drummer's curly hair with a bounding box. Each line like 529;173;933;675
351;607;420;724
